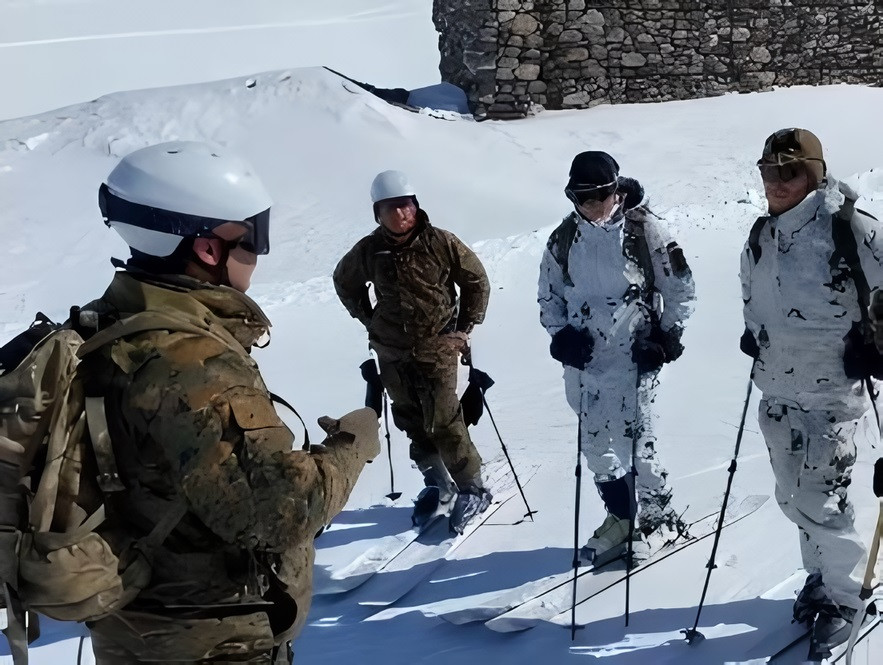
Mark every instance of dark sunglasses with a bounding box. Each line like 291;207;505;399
757;161;804;183
99;183;270;255
565;181;618;206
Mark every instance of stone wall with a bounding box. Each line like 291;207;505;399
433;0;883;119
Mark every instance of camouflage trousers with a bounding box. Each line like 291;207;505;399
373;338;483;490
563;364;675;533
88;609;293;664
758;398;873;611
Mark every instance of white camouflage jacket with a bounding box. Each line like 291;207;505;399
740;176;883;411
538;201;695;367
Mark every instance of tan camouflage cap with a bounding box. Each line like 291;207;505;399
760;128;826;184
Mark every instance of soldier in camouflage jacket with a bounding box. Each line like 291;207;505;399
333;171;490;514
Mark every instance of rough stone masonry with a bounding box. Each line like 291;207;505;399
432;0;883;119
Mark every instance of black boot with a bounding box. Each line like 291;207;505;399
411;486;441;528
449;486;492;535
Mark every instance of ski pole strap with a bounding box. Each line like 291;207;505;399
268;391;309;450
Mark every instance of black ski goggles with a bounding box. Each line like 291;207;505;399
565;180;618;206
99;184;270;255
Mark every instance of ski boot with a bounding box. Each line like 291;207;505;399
411;457;458;528
578;515;647;567
808;604;856;662
411;486;442;528
793;572;832;625
449;486;492;535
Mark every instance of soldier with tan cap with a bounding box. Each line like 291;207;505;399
740;128;883;659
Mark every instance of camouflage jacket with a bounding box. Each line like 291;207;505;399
333;212;490;350
81;270;376;639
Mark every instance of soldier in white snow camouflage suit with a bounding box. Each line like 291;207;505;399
740;128;883;656
538;152;695;565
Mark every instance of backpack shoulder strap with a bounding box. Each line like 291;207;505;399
77;310;238;359
830;193;871;315
623;213;656;301
747;215;771;265
548;215;579;287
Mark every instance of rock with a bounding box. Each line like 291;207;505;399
510;14;539;36
558;29;584;43
607;27;626;42
622;52;647;67
515;63;541;80
750;46;771;63
561;47;590;61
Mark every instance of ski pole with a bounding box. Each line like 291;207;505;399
466;362;536;522
381;390;401;501
460;347;535;521
683;363;755;644
845;457;883;665
625;367;642;627
571;382;587;641
359;358;400;501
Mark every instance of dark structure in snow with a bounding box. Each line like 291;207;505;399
432;0;883;119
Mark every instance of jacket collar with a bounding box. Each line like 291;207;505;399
101;269;272;349
772;176;845;232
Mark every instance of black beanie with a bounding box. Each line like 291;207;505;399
567;151;620;190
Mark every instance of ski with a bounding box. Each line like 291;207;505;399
762;626;812;662
748;593;880;663
827;613;881;663
357;491;517;614
313;457;516;596
733;570;812;662
482;494;768;633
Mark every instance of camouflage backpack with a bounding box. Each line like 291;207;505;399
0;310;194;663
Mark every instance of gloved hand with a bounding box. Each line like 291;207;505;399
740;328;760;360
550;325;594;370
440;331;469;353
843;322;883;380
632;337;666;374
316;408;381;463
659;326;685;363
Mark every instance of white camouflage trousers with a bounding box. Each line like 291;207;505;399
564;364;674;530
758;398;872;610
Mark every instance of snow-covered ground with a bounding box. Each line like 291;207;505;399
2;2;883;663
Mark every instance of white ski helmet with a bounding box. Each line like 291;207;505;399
370;170;417;203
99;141;273;257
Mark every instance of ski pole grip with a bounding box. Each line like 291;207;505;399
874;458;883;498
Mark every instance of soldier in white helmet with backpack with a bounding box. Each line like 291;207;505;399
0;141;380;663
333;170;491;534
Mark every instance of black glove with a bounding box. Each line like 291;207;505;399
740;328;760;360
659;326;685;363
632;337;666;374
550;325;594;370
843;322;883;380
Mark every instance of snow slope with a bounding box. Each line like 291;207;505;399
2;4;883;664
